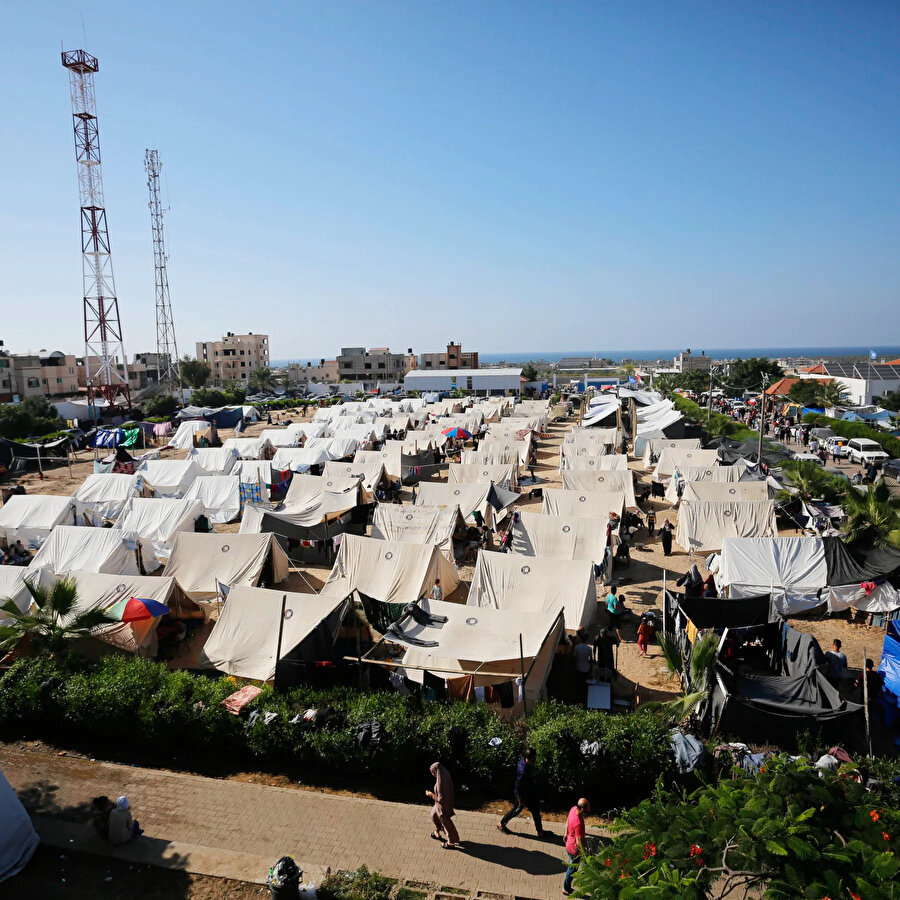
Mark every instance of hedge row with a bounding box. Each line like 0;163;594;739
0;655;673;807
672;395;758;442
802;413;900;459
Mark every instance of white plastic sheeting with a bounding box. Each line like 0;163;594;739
509;511;607;565
168;421;209;450
467;550;597;630
183;475;242;524
164;532;290;600
304;436;364;461
675;500;777;553
0;494;75;549
28;525;138;577
221;436;274;460
259;428;301;448
272;447;331;473
239;474;359;532
200;586;348;681
73;473;142;524
118;497;205;569
187;447;239;475
320;534;460;605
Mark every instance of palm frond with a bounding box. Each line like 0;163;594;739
641;690;709;724
657;632;684;676
690;631;720;687
67;609;115;633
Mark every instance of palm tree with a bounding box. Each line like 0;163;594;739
0;576;113;656
644;631;720;725
816;380;849;409
248;366;274;392
841;481;900;549
777;460;845;505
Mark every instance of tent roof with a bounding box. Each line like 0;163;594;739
414;481;517;525
187;447;239;475
321;534;459;605
510;511;607;564
542;488;625;521
73;473;141;503
182;475;241;524
240;473;359;532
28;525;138;576
199;585;347;681
676;500;778;553
118;497;205;558
323;460;385;493
654;448;719;479
467;549;597;630
681;481;769;503
137;459;203;495
561;469;636;508
0;568;34;624
448;463;517;488
164;532;289;600
371;504;462;558
0;494;74;534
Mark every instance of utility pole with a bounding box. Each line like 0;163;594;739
145;149;183;400
757;375;769;465
61;49;131;411
707;367;713;425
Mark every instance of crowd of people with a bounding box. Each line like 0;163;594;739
0;539;30;566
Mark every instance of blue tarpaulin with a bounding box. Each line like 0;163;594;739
93;428;123;448
879;621;900;709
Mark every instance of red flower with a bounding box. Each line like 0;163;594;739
883;831;890;842
870;810;880;822
689;844;703;857
642;842;657;860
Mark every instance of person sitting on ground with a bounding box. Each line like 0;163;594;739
107;796;141;845
90;795;115;838
825;639;848;683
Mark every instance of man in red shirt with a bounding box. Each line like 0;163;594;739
563;797;590;895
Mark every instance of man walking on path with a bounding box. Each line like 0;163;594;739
563;797;590;895
497;748;547;837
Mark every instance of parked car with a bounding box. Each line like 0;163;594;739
810;427;837;441
846;438;890;466
792;452;825;467
823;436;849;458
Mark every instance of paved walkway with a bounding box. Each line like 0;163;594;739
1;746;567;899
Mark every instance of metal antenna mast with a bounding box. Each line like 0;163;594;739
61;49;131;411
144;149;182;398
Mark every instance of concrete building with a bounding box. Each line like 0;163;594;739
0;351;80;402
404;367;522;396
420;341;479;370
196;333;270;387
336;347;410;381
674;350;712;373
285;359;339;384
798;362;900;407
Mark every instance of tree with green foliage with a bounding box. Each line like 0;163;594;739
841;480;900;550
144;394;178;417
0;395;64;440
777;460;846;505
881;392;900;413
816;380;850;409
680;370;711;395
219;382;246;405
521;362;539;383
0;576;113;656
727;357;783;395
248;366;274;392
180;356;210;389
574;757;899;900
788;380;823;408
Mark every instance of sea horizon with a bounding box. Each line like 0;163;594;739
271;345;900;368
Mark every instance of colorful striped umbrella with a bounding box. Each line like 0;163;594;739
441;427;471;439
107;597;170;623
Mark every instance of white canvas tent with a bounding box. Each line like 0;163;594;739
221;436;274;460
199;586;348;681
118;497;205;568
271;446;331;473
370;504;463;561
561;469;636;508
323;461;385;502
0;494;75;549
238;473;359;534
459;448;516;467
477;439;530;467
138;459;203;498
28;525;138;576
663;463;743;504
415;481;517;526
45;570;201;657
560;452;629;472
374;598;564;705
542;488;626;522
0;768;38;882
448;462;518;490
0;568;34;625
654;448;719;481
183;475;242;524
675;500;777;553
467;550;597;630
164;532;290;601
187;447;239;475
168;420;210;450
509;511;607;566
304;436;363;461
642;438;702;468
680;480;768;503
320;534;459;605
73;472;142;524
259;428;301;448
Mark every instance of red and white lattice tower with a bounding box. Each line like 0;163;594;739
145;149;183;399
61;49;131;410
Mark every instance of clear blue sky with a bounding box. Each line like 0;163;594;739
2;1;899;361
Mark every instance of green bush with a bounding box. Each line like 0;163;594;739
145;394;178;417
0;656;673;805
318;865;395;900
802;413;900;459
672;395;758;442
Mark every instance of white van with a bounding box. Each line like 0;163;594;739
846;438;889;466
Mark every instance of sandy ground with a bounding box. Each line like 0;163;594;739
8;405;883;705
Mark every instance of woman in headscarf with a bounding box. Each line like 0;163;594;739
426;762;461;849
660;519;674;557
107;796;140;845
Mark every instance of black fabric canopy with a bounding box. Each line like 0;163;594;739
707;436;792;468
823;537;900;585
677;594;777;629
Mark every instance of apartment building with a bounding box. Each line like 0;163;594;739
419;341;479;370
196;333;270;386
0;350;80;402
674;350;712;373
286;359;339;384
336;347;410;381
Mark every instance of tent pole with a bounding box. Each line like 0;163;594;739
274;594;287;693
519;632;527;718
862;647;872;757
